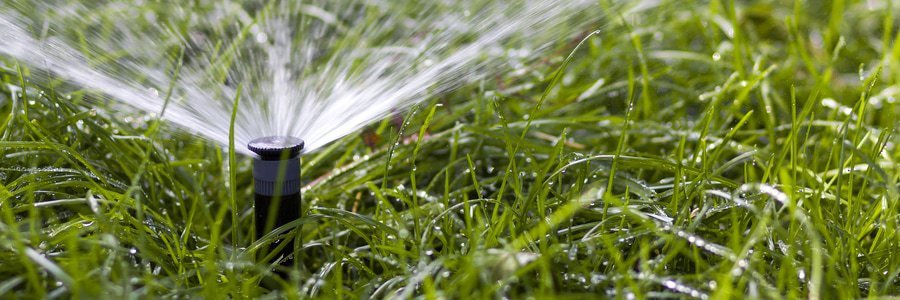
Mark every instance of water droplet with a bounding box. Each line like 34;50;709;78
664;280;677;289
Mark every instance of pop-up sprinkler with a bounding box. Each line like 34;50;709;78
248;136;304;264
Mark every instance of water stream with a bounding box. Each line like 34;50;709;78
1;0;610;154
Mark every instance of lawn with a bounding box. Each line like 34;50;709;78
0;0;898;298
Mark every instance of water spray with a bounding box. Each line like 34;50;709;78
248;136;304;263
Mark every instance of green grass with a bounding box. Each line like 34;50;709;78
1;0;899;298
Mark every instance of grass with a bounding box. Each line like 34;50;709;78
1;0;899;298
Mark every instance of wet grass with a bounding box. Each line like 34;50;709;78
1;0;899;298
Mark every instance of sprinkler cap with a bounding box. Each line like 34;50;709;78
248;136;305;160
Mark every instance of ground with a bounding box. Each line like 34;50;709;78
0;0;898;298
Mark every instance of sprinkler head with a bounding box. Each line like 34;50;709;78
249;136;304;197
249;136;304;266
248;136;305;161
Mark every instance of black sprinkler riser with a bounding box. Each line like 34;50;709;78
248;136;304;265
252;158;301;196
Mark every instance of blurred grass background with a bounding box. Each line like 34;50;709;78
0;0;898;298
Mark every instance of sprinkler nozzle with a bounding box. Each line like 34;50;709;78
248;136;304;265
248;136;305;161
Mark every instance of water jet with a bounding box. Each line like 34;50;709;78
248;136;304;264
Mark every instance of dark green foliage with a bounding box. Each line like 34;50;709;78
0;0;898;298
